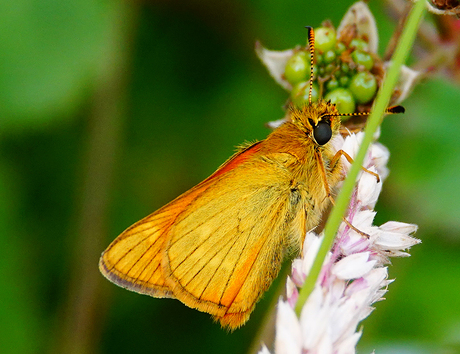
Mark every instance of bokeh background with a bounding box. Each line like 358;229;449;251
1;0;460;353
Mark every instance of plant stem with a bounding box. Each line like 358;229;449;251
295;0;426;316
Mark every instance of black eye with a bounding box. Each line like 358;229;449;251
313;121;332;145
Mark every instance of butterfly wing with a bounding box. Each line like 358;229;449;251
99;142;264;298
162;153;308;329
99;142;308;329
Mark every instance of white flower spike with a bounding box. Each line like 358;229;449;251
259;130;420;354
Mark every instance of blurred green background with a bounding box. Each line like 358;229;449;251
1;0;459;353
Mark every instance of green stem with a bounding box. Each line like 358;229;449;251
295;0;426;316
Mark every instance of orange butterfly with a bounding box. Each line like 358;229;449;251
99;27;402;329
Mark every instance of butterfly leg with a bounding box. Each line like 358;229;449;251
326;195;370;238
330;149;380;182
314;149;334;201
316;149;371;239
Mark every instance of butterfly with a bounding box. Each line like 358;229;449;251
99;27;403;330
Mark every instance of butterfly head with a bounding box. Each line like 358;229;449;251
290;100;342;147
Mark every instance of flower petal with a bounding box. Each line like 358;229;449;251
379;221;418;235
301;233;326;277
332;252;376;279
374;230;421;250
275;300;302;354
341;133;362;165
300;288;331;350
337;1;378;53
339;232;370;255
351;210;377;231
385;63;421;104
336;331;362;354
357;166;382;207
286;276;299;308
255;42;293;90
370;143;390;180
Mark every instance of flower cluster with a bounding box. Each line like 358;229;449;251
260;132;420;354
256;1;420;130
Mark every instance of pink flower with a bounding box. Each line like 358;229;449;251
260;131;419;354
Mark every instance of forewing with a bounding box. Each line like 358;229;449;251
99;142;264;298
162;155;307;328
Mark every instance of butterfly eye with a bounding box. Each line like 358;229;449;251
313;121;332;145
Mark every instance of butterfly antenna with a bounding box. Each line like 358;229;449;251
322;105;405;119
305;26;315;105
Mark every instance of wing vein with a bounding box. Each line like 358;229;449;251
124;227;169;278
188;227;242;294
218;220;257;307
221;203;285;313
218;221;254;306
